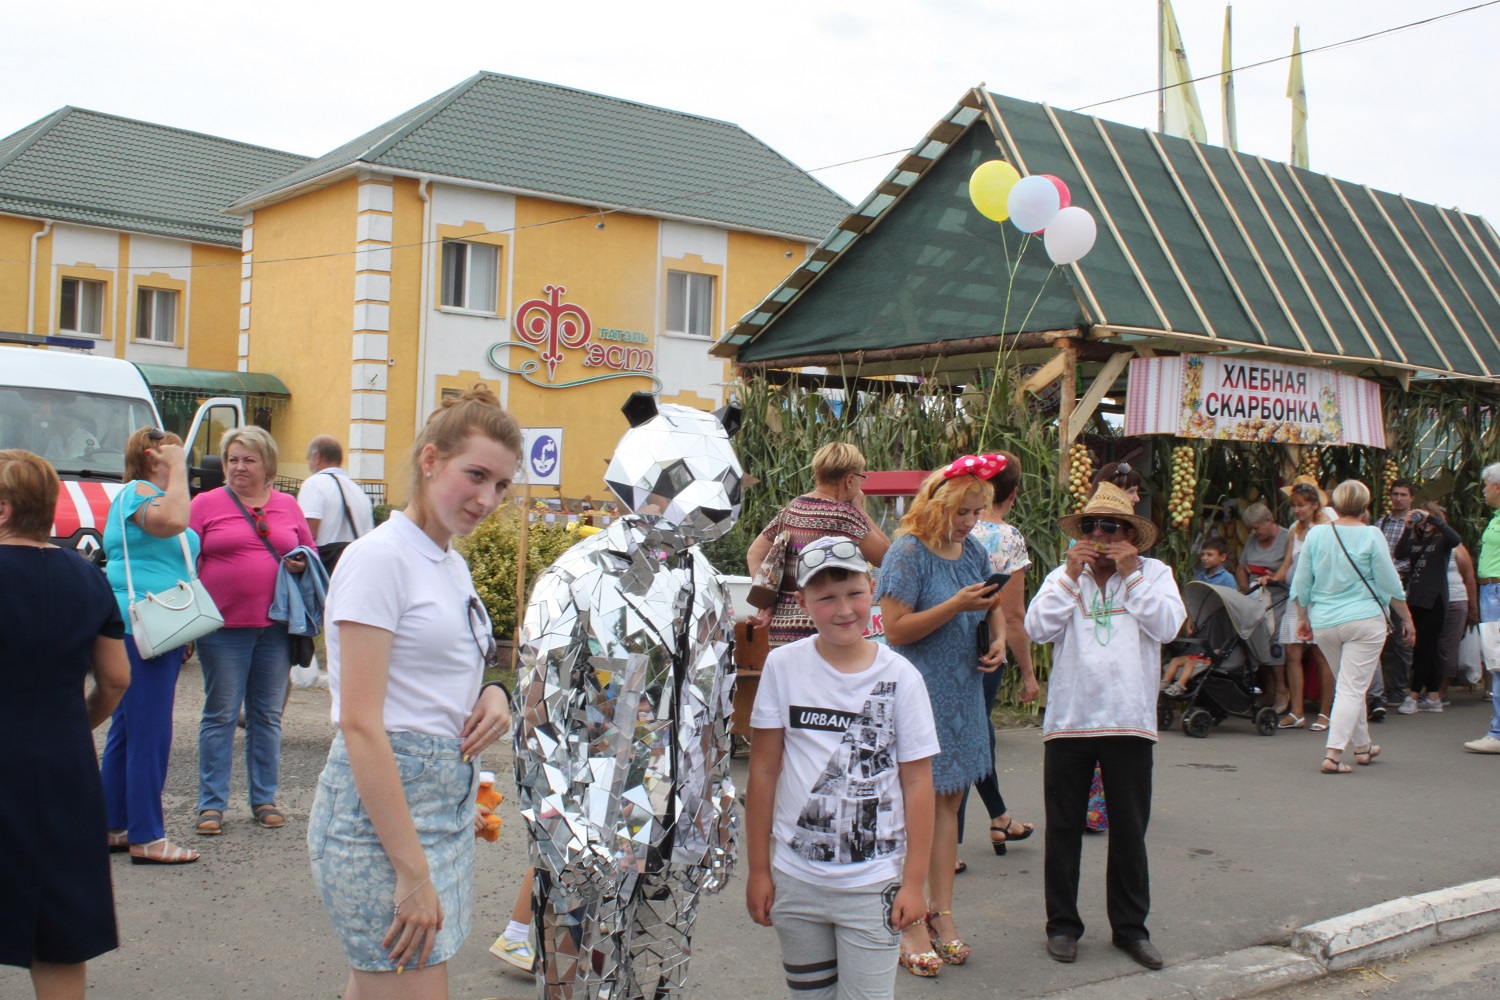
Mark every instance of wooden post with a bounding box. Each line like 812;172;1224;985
1056;337;1078;487
512;484;532;671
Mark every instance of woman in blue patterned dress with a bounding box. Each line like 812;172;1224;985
877;456;1007;974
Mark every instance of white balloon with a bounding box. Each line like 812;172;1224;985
1007;175;1061;233
1044;206;1098;265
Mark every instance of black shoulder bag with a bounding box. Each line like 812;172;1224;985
314;472;362;575
226;489;316;666
1330;525;1403;638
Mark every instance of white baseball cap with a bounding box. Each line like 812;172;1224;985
795;536;869;588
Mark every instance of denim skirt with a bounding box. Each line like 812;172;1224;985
307;730;477;971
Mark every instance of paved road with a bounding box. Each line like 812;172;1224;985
4;662;1497;998
1256;930;1500;999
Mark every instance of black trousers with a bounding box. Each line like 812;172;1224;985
1409;598;1448;696
1044;735;1153;943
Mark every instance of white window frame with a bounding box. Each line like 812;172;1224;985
440;241;500;314
59;276;105;336
135;287;177;344
666;271;714;338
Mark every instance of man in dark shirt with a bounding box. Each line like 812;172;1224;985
1373;482;1416;714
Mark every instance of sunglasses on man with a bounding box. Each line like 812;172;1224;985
1079;518;1127;536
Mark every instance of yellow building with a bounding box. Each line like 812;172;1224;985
228;71;848;500
0;107;309;427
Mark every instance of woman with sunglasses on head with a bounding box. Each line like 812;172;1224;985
189;425;314;836
875;455;1006;976
100;428;201;864
307;386;516;999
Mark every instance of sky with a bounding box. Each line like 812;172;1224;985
4;0;1499;223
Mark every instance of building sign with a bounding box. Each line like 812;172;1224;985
1124;355;1385;447
488;284;662;391
517;427;563;486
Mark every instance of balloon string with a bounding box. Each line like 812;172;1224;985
1015;267;1056;341
980;228;1034;446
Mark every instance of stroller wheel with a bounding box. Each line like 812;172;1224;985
1254;707;1280;736
1157;699;1175;729
1183;708;1214;739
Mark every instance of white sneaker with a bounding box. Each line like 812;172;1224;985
1397;697;1419;715
1417;698;1443;712
489;934;536;972
1463;735;1500;754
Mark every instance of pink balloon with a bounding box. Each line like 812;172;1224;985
1040;175;1071;211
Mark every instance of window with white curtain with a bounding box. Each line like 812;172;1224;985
135;288;177;343
59;277;105;335
441;241;499;313
666;271;713;337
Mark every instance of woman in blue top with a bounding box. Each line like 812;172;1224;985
1289;480;1414;775
101;428;202;864
877;456;1006;971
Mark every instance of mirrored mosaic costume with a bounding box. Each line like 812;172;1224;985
515;393;742;999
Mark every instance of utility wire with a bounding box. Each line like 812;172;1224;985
3;0;1495;273
1072;0;1500;112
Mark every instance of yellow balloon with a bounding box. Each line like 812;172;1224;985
969;160;1021;222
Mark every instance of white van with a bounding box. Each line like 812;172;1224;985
0;344;243;563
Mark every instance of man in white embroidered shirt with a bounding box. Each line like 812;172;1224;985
1024;482;1185;972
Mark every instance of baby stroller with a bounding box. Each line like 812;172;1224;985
1158;581;1284;738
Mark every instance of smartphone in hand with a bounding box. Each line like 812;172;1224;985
982;571;1010;595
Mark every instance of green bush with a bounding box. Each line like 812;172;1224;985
372;503;397;526
460;503;583;642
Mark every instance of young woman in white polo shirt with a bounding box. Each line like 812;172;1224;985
307;387;519;999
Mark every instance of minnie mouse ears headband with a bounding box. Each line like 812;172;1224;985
940;453;1007;484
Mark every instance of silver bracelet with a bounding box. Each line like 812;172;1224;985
392;874;431;917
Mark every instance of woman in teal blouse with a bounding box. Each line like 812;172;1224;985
1289;480;1414;775
100;428;202;864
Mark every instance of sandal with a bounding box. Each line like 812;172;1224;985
1309;713;1331;732
107;829;129;853
1353;744;1381;766
253;805;286;829
954;860;967;875
1278;713;1306;729
926;911;971;965
1321;753;1352;775
898;947;943;978
196;810;224;836
130;838;201;865
990;815;1035;856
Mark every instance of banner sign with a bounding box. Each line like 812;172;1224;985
1124;355;1385;447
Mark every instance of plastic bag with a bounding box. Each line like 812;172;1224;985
1458;627;1484;685
290;651;329;689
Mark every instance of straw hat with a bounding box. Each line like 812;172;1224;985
1058;481;1159;551
1279;475;1331;508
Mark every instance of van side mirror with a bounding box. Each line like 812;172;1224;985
192;454;224;495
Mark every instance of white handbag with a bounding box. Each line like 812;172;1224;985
119;498;224;659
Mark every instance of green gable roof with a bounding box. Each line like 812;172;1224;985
0;108;311;246
235;71;850;240
721;89;1500;383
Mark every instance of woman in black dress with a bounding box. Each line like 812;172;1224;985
0;450;130;1000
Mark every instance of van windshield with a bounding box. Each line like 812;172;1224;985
0;386;158;478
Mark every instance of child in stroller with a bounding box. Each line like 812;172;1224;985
1158;580;1284;738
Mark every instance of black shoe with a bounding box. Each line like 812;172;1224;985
1369;705;1387;723
1115;938;1163;970
1047;935;1078;963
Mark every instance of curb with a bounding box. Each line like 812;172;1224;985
1035;878;1500;1000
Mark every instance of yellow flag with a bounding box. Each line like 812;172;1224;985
1222;4;1238;150
1288;25;1309;169
1161;0;1208;142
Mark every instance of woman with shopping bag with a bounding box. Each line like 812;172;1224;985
100;428;210;864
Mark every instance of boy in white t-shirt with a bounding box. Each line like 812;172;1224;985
746;536;940;995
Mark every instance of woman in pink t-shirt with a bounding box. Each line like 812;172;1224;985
188;426;313;836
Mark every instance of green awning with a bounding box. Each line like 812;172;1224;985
718;88;1500;384
133;364;290;397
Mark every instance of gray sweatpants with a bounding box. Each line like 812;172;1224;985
770;868;901;1000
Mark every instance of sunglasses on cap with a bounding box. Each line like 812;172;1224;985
147;428;166;442
800;538;860;570
1079;518;1127;536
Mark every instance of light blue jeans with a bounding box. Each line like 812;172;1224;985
196;623;290;813
1480;583;1500;740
